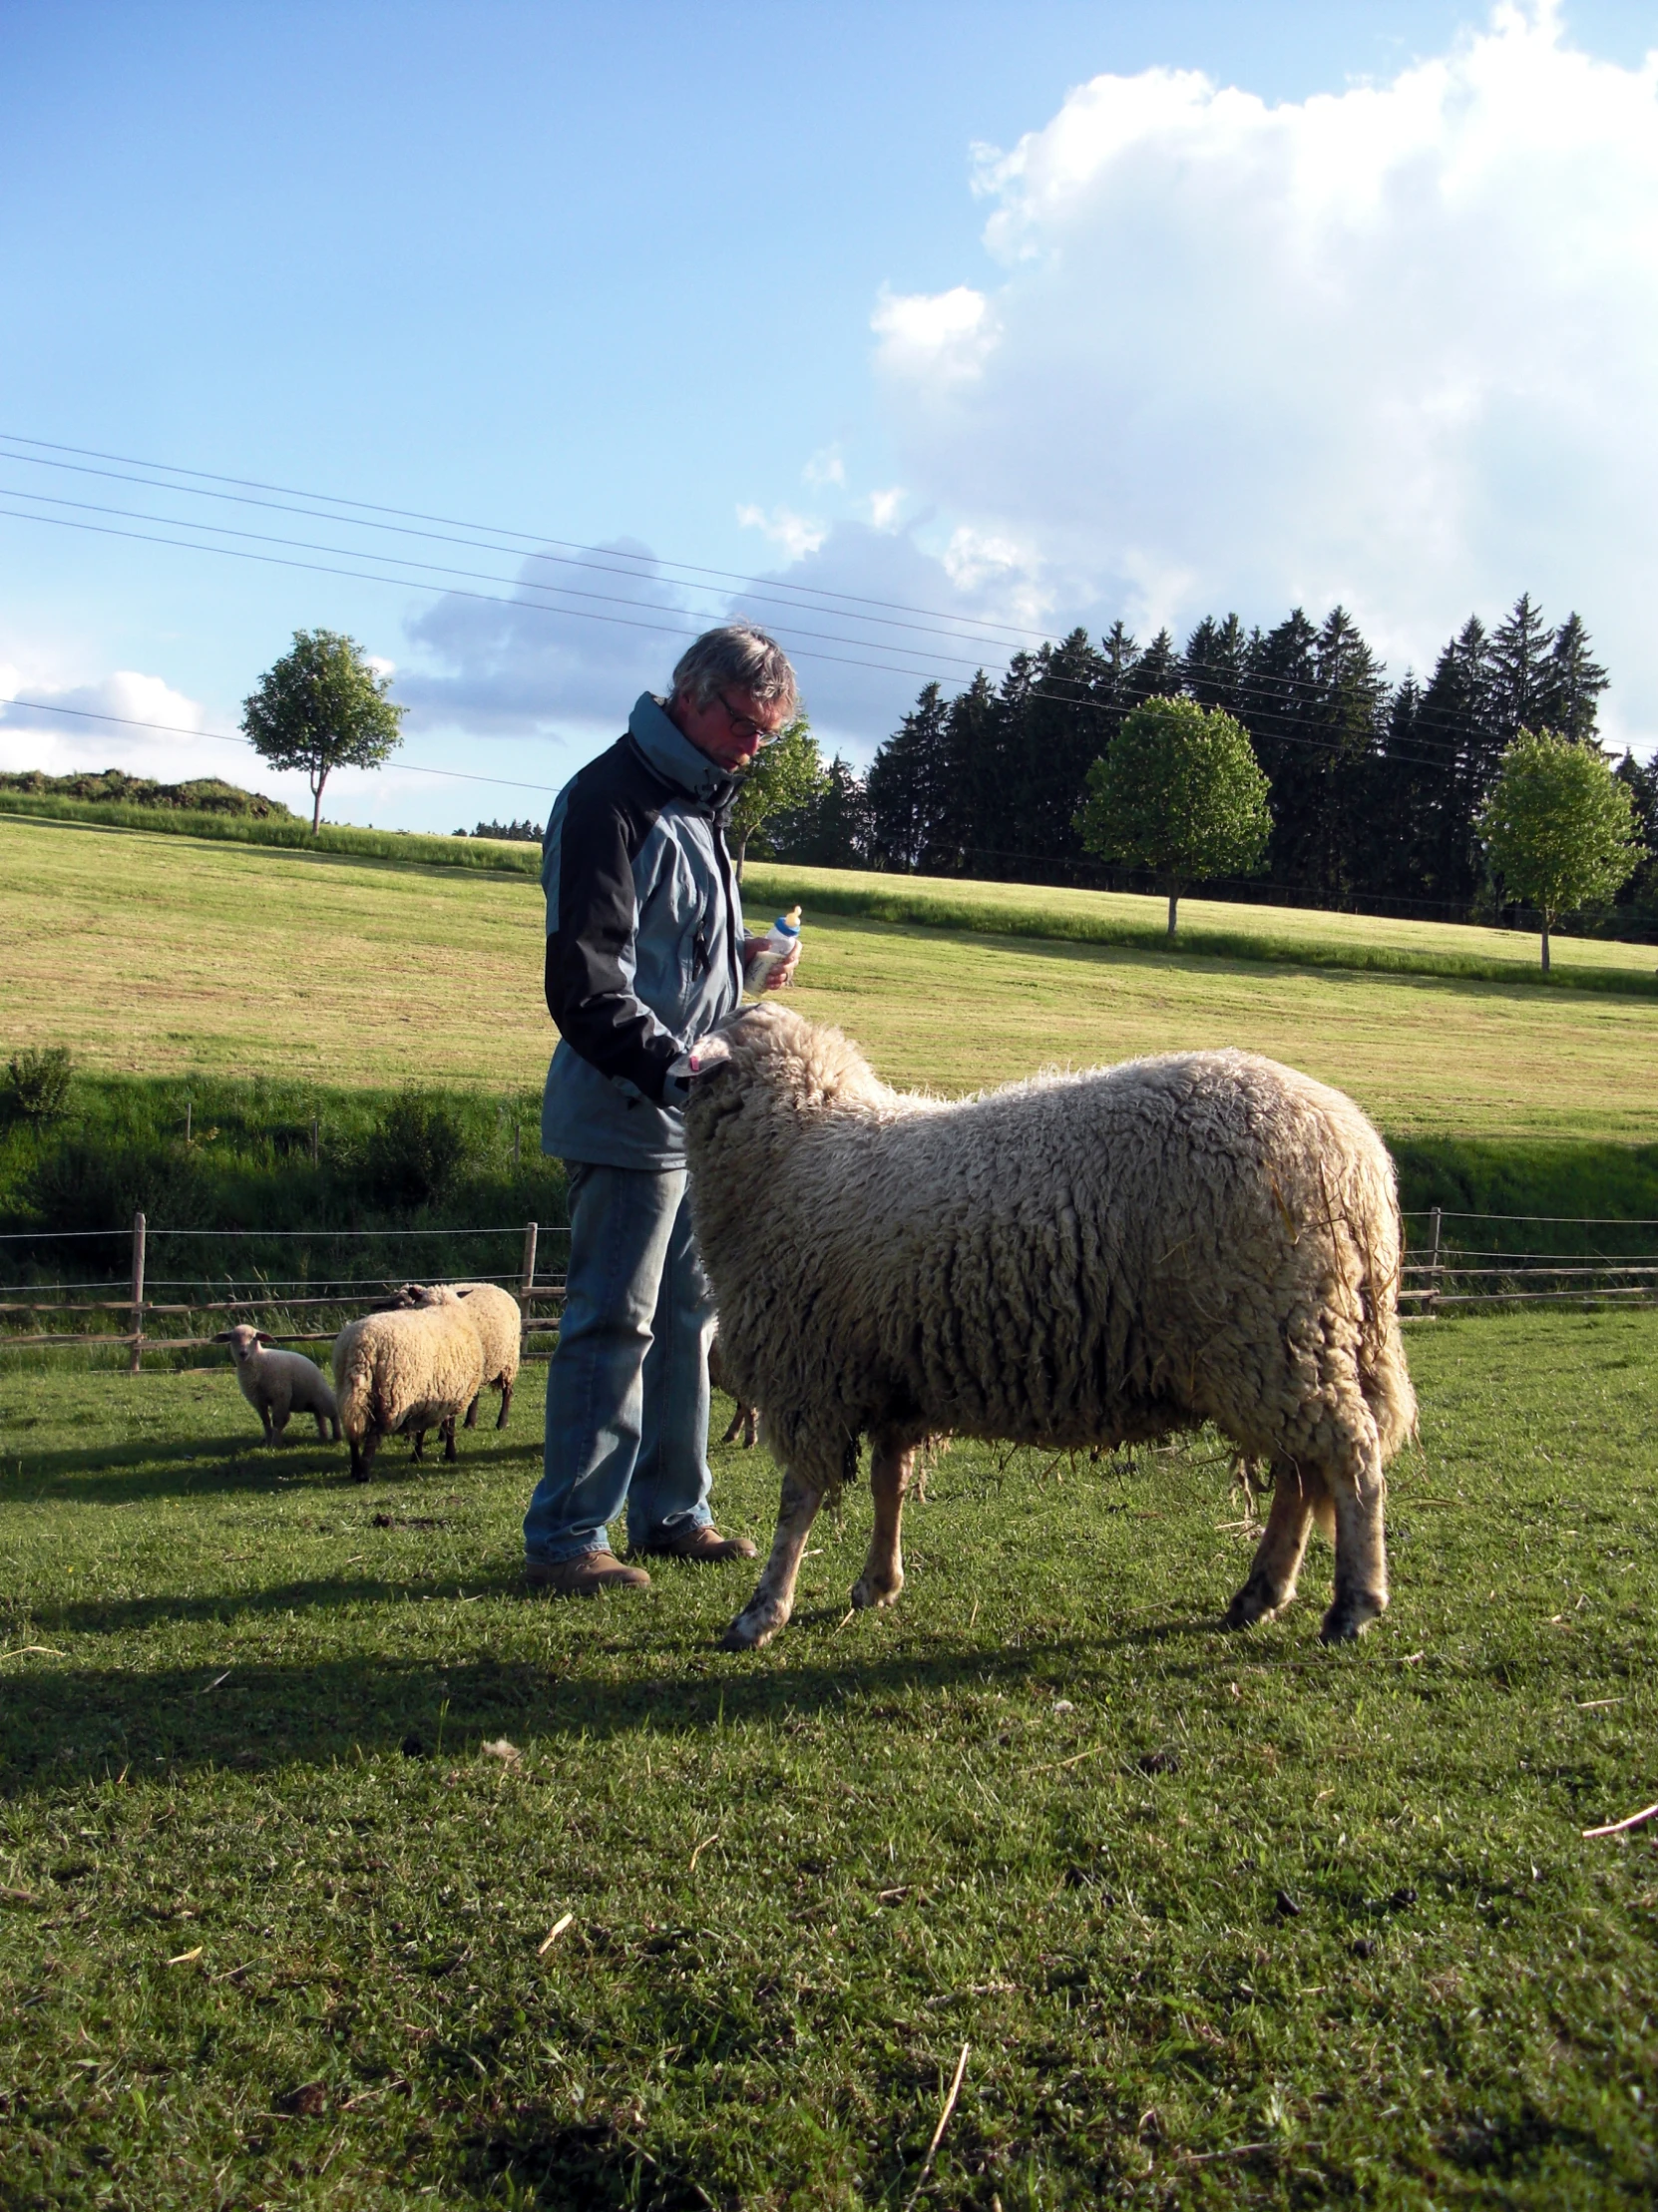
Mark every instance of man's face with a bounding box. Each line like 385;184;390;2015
669;685;790;771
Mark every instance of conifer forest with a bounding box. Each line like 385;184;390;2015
766;594;1658;932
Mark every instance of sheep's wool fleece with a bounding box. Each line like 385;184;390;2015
411;1283;522;1391
686;1006;1416;1498
332;1305;485;1441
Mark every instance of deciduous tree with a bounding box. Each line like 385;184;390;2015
1478;728;1644;971
1076;696;1272;934
241;630;405;834
728;715;827;879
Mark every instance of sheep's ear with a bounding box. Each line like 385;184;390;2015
687;1034;733;1079
211;1330;233;1344
255;1332;276;1347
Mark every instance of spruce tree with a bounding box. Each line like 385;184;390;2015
1540;613;1609;743
1487;593;1554;744
1183;614;1246;712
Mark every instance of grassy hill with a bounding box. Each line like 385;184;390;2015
2;1312;1656;2203
5;814;1656;1143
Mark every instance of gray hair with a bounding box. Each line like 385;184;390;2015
670;622;799;717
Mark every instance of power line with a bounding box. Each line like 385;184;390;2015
0;695;559;799
0;499;1506;779
0;442;1038;657
0;430;1611;781
0;429;1046;649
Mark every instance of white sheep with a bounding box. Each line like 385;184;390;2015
391;1282;523;1428
214;1324;340;1444
684;1004;1416;1654
331;1301;485;1481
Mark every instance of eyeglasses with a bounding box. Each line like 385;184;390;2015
718;692;784;747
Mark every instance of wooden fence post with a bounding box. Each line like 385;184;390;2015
129;1209;147;1372
520;1220;539;1303
1427;1205;1444;1314
310;1112;319;1165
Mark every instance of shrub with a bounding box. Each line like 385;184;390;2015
4;1046;74;1124
360;1093;469;1210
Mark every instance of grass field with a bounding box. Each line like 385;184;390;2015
6;817;1657;1139
3;1314;1657;2207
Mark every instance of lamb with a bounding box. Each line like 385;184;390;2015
214;1324;340;1444
331;1300;485;1481
390;1281;523;1428
707;1331;758;1448
683;1003;1416;1654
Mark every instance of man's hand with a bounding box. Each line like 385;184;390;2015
742;937;800;991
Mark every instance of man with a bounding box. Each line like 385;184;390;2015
523;623;800;1594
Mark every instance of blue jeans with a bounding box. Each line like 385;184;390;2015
524;1161;716;1563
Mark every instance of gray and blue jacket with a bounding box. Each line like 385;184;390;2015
541;693;746;1168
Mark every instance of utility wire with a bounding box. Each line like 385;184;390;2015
0;429;1046;647
0;432;1609;777
0;500;1502;779
0;695;561;799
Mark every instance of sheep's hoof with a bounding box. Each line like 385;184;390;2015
1319;1591;1386;1643
721;1603;783;1651
1224;1581;1289;1630
850;1573;902;1611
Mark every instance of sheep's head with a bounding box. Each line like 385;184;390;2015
213;1323;271;1365
684;1003;887;1154
386;1282;461;1309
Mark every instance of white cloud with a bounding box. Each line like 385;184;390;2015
735;504;829;561
871;283;999;384
872;2;1658;750
865;488;905;531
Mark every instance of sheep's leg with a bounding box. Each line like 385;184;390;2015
1224;1463;1325;1629
410;1429;426;1464
464;1394;481;1430
441;1416;459;1464
720;1406;745;1445
312;1411;329;1441
742;1407;757;1449
1321;1444;1389;1643
496;1380;513;1429
350;1430;380;1483
851;1439;913;1611
722;1470;822;1651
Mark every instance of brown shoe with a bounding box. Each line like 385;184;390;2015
525;1550;651;1596
635;1524;757;1562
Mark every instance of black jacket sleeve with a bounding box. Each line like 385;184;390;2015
544;755;681;1105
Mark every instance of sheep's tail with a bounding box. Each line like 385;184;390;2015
332;1330;377;1445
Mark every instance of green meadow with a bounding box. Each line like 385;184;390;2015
2;1315;1657;2207
4;809;1658;2204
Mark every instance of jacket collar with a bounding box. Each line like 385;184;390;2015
627;693;741;814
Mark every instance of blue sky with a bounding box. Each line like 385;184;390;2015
2;1;1655;829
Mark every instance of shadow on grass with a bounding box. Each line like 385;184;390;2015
0;1432;538;1505
0;1619;1227;1796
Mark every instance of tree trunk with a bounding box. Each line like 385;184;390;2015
310;770;325;837
733;831;748;885
1540;916;1551;973
1167;887;1179;937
